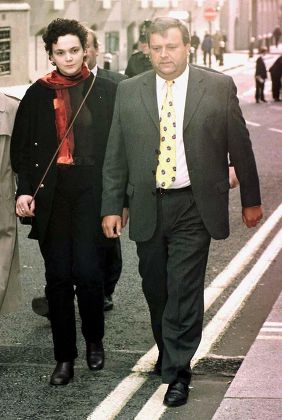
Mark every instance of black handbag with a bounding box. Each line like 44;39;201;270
18;76;95;225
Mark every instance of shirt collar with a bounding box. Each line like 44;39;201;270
156;64;189;90
91;64;98;76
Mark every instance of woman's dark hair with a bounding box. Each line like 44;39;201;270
146;17;190;46
42;18;88;55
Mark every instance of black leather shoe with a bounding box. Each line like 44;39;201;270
104;295;113;311
32;296;50;318
86;341;104;370
163;381;189;407
50;361;74;386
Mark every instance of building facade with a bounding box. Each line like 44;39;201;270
0;0;281;86
0;2;30;86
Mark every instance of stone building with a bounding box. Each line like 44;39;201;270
0;2;30;86
0;0;281;87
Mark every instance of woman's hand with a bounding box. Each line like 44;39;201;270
16;195;35;218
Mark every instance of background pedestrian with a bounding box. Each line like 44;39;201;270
0;92;21;315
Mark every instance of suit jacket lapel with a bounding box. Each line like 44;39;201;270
183;66;205;131
140;71;159;130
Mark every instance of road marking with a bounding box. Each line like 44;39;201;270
87;373;146;420
204;202;282;311
268;128;282;134
135;228;282;419
86;203;282;419
264;321;282;327
259;327;282;332
245;120;261;127
257;335;282;340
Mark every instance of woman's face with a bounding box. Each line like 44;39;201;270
50;34;85;76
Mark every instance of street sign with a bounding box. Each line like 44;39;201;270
203;7;217;22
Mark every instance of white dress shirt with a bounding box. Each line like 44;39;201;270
156;66;190;188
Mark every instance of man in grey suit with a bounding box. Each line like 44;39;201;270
101;18;263;407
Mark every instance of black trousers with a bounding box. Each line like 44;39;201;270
255;79;265;101
40;170;104;362
270;75;281;100
98;239;122;297
137;188;211;384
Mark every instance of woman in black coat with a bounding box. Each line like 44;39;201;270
11;19;117;385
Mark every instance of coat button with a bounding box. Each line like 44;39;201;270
35;163;39;167
34;142;38;146
40;183;44;188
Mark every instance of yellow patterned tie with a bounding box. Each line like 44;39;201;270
156;80;176;189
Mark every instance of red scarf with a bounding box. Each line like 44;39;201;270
39;63;90;165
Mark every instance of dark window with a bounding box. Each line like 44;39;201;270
0;27;11;75
105;31;119;53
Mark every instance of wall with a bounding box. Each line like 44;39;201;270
0;3;30;86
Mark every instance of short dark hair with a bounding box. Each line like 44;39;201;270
42;18;88;55
146;17;190;46
87;28;99;49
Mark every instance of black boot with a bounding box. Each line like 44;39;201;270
86;341;104;370
50;361;74;386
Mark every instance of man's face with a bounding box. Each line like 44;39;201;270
149;27;190;80
139;41;150;55
86;33;98;70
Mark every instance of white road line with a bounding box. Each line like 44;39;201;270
268;128;282;134
86;204;282;420
204;202;282;311
260;327;282;332
245;120;261;127
257;335;282;340
87;373;146;420
264;321;282;327
135;228;282;420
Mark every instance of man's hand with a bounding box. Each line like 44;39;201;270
229;166;239;189
102;215;123;238
242;206;263;228
16;195;35;218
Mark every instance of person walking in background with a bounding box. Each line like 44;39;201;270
11;18;122;386
201;32;212;67
125;30;153;77
272;26;281;48
190;31;200;64
101;17;262;408
31;28;127;318
269;55;282;101
0;92;21;315
255;47;268;103
212;30;222;63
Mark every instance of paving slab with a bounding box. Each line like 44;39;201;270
212;291;282;419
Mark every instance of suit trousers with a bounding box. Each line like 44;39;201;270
39;169;104;362
97;239;122;297
136;188;211;384
255;79;265;101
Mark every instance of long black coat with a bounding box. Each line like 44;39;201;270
11;74;117;244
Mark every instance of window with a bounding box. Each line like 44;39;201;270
0;27;11;75
105;31;119;53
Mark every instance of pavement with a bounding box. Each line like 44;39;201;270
212;290;282;420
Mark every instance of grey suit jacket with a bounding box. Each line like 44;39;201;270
102;66;261;241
